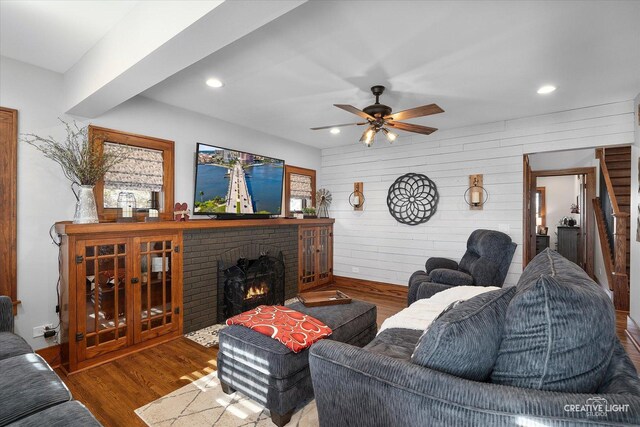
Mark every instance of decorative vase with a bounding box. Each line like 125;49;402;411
73;184;99;224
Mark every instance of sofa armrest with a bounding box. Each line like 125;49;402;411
408;281;452;305
309;340;640;426
424;257;458;274
0;296;13;333
428;269;474;286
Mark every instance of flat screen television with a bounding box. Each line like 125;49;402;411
193;143;285;218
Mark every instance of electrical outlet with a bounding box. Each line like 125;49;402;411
33;323;53;338
352;267;360;273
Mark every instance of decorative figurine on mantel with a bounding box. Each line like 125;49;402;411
174;202;191;221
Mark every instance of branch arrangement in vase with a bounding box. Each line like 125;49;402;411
22;119;126;223
22;119;124;186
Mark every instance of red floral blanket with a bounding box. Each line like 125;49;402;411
226;305;332;353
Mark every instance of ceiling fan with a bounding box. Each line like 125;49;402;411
311;85;444;146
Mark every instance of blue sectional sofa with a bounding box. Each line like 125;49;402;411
0;296;101;427
309;249;640;426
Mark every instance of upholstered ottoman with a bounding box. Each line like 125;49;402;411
217;299;377;426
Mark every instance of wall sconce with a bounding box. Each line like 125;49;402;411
349;182;365;211
464;174;487;210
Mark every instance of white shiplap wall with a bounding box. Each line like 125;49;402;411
319;101;636;287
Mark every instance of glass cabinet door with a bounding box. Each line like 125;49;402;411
135;236;179;342
299;227;318;290
76;239;130;360
317;226;333;285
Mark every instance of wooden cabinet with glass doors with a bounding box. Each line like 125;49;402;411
298;224;333;291
60;232;182;373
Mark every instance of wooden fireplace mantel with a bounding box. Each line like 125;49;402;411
55;217;335;236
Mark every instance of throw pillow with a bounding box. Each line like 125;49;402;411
410;286;516;381
491;249;615;393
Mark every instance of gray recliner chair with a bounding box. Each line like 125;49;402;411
408;229;517;305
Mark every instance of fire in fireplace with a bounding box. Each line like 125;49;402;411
245;282;268;300
217;245;285;322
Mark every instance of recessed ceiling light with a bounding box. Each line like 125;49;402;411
330;128;341;134
537;85;556;94
206;78;224;88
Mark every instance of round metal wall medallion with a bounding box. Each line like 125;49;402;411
387;173;439;226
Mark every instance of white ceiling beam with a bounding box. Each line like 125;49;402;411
64;0;306;117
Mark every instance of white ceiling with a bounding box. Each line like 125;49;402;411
141;0;640;149
0;0;138;73
1;1;639;149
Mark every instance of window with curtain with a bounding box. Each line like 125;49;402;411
284;165;316;216
89;125;174;220
103;142;164;209
290;173;313;212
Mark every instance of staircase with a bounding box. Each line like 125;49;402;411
594;146;631;310
604;146;632;280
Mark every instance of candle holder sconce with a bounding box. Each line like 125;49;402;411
464;174;488;210
349;182;365;211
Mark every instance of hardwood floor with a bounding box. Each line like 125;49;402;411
59;284;640;427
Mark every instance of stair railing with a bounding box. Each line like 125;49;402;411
595;148;629;311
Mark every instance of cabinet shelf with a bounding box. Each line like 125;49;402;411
298;224;333;291
59;233;183;373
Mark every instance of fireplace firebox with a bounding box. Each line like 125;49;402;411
217;245;285;322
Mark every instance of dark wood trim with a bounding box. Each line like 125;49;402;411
532;167;596;178
36;344;61;369
333;275;408;300
55;218;335;236
284;165;316;217
627;315;640;354
0;107;17;306
525;165;596;278
88;126;175;221
523;155;535;268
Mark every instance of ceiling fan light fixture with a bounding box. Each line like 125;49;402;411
329;127;341;135
360;127;376;146
382;127;397;143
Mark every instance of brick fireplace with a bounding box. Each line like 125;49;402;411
182;226;298;333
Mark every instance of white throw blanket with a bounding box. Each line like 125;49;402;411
378;286;501;334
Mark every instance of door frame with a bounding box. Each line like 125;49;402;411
523;163;596;277
0;107;18;313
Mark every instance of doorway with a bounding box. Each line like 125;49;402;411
524;159;596;277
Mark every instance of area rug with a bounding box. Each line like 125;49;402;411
184;297;300;348
184;324;226;348
135;371;318;426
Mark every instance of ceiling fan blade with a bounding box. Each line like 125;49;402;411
310;122;367;130
387;121;438;135
384;104;444;121
334;104;375;121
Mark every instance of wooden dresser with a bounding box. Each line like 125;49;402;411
557;226;581;264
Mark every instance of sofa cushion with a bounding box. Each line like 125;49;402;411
0;353;72;425
410;286;516;381
7;401;101;427
491;249;616;392
364;328;423;361
0;331;33;360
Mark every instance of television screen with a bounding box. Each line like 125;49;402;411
194;143;284;216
